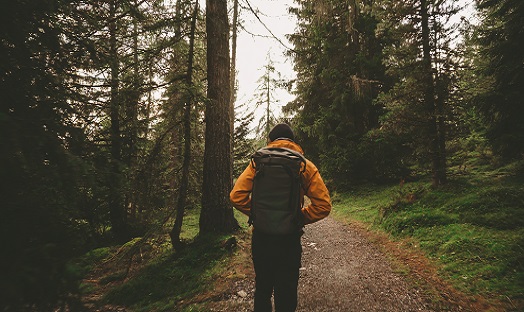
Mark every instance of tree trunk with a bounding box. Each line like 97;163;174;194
168;0;184;243
109;0;127;241
435;77;447;184
266;65;270;142
128;0;140;220
420;0;446;187
170;0;198;249
200;0;238;233
230;0;238;148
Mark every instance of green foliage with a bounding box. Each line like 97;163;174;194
473;0;524;159
332;164;524;300
287;0;390;185
1;0;208;309
252;54;285;141
334;158;524;299
179;208;202;241
2;0;523;309
375;0;460;185
103;234;232;312
75;208;223;310
0;0;99;309
353;130;412;183
233;104;256;177
415;225;524;297
73;247;112;276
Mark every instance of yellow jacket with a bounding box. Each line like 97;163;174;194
230;139;331;225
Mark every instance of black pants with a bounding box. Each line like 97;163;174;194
252;230;302;312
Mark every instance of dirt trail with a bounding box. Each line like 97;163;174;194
297;217;433;312
207;217;465;311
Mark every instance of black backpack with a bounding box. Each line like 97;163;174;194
249;147;306;235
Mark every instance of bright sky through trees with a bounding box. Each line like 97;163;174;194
231;0;475;125
234;0;297;121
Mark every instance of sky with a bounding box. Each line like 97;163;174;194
233;0;297;124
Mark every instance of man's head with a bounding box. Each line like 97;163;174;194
269;123;294;142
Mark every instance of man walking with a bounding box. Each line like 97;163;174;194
230;123;332;312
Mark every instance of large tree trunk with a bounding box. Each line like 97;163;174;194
200;0;238;233
170;0;198;249
420;0;446;187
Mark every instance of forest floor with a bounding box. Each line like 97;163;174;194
200;217;505;312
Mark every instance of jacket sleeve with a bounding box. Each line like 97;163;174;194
301;160;332;224
229;163;255;216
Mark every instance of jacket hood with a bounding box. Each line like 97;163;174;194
267;139;304;155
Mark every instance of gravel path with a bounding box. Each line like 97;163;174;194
297;217;432;312
207;217;447;312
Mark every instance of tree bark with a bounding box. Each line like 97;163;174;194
127;0;140;220
266;64;270;142
109;0;128;241
200;0;238;233
420;0;446;187
230;0;238;147
170;0;198;249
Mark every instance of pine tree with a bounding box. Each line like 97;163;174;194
170;0;199;248
253;54;284;142
474;0;524;159
233;105;256;177
0;0;99;308
376;0;460;186
286;0;388;183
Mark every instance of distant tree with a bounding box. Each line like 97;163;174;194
200;0;238;233
233;105;256;177
70;0;163;240
376;0;461;186
474;0;524;159
68;0;206;239
170;0;199;249
449;12;492;163
253;54;284;142
230;0;240;145
286;0;389;184
107;0;128;241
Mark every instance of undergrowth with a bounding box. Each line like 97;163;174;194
101;233;231;312
74;208;247;312
332;161;524;305
75;160;524;310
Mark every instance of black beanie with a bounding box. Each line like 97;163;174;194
269;123;294;142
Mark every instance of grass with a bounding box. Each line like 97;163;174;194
102;232;231;312
332;162;524;304
76;160;523;310
75;207;247;312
